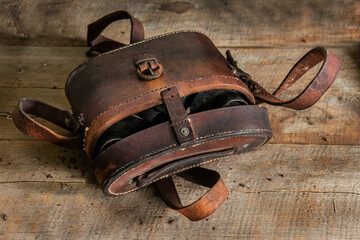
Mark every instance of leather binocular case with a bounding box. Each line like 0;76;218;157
12;11;341;221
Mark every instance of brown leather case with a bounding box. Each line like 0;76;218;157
12;11;341;221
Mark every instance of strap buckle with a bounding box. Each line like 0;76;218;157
133;54;163;80
161;87;195;144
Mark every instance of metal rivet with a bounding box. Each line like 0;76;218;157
241;144;249;149
127;179;134;185
64;118;70;128
78;113;85;126
180;127;189;136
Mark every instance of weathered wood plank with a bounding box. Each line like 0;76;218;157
0;0;358;47
0;46;359;145
0;1;358;238
0;140;91;184
0;87;69;113
0;183;359;239
1;141;359;194
0;46;85;89
0;143;359;239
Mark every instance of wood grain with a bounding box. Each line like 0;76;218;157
1;141;359;191
0;0;358;47
0;144;359;239
1;183;359;240
0;2;359;238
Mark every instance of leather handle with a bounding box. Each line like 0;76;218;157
155;168;229;221
12;98;82;149
228;47;341;110
87;10;144;55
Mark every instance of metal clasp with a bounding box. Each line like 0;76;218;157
133;54;163;81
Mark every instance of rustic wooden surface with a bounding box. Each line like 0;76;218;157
0;0;359;47
0;0;359;239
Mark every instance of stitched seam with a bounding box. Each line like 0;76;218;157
100;128;270;177
85;75;247;143
145;135;268;186
105;143;177;179
112;155;232;196
196;129;272;140
102;129;270;181
170;119;188;127
105;133;270;195
252;136;269;151
90;30;205;60
146;156;232;186
109;133;269;196
112;133;269;196
143;134;271;187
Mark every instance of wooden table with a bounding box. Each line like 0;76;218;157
0;1;359;239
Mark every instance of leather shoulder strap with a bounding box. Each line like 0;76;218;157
87;11;144;55
156;168;228;221
227;47;341;110
12;99;82;149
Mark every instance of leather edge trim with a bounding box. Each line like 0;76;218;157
96;128;272;181
104;132;271;196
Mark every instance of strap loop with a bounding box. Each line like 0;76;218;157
87;10;144;55
156;168;229;221
227;47;341;110
161;87;195;144
12;98;82;149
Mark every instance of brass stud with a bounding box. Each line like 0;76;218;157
64;118;70;128
241;144;249;149
180;127;189;137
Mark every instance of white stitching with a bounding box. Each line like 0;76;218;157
105;133;271;195
89;30;205;60
108;143;178;175
196;129;272;140
145;156;232;186
98;128;271;175
110;155;232;196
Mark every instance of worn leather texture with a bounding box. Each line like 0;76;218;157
66;30;256;158
12;10;341;221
